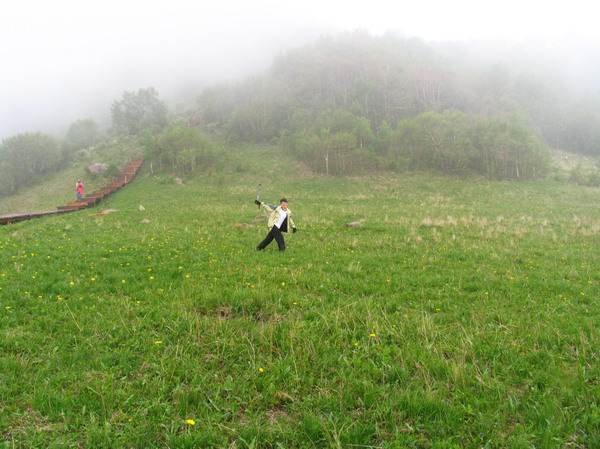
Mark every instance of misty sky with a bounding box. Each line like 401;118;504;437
1;0;598;140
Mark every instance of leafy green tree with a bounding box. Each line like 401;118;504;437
471;114;550;179
1;132;59;176
353;116;374;150
111;87;168;136
197;82;237;126
0;132;60;194
144;124;214;175
392;111;549;179
0;161;17;195
392;111;472;172
557;101;600;156
62;118;101;156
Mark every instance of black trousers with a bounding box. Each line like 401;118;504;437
257;226;285;251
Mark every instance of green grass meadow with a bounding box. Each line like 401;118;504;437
1;148;599;448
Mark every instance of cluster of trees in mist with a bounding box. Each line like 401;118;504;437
0;120;102;196
0;88;167;197
197;32;599;179
3;32;600;198
0;85;218;197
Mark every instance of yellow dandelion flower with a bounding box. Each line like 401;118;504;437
121;280;126;284
154;341;162;344
186;419;196;426
5;306;11;310
281;282;286;286
258;368;264;372
369;333;376;337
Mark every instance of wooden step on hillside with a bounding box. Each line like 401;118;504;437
81;196;102;206
1;210;73;225
57;202;91;211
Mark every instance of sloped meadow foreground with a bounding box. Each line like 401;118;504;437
1;159;599;448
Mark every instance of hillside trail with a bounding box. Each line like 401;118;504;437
0;158;143;225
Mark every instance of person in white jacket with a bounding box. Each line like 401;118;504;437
254;198;297;251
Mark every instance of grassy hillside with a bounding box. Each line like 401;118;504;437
0;164;102;214
0;137;143;215
1;145;599;448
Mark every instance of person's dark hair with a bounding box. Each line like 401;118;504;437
280;198;288;203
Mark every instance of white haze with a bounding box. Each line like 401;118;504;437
1;0;599;140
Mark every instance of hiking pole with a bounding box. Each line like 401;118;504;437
256;183;261;208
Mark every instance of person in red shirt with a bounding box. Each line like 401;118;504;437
76;180;84;201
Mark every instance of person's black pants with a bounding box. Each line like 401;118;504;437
257;226;285;251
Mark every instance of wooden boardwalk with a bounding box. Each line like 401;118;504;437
0;158;144;225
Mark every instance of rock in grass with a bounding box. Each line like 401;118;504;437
345;221;362;227
88;163;108;174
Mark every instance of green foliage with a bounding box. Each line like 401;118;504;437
143;124;217;176
279;109;384;175
62;118;102;156
390;111;550;179
104;163;121;181
1;151;599;447
111;87;168;137
0;132;60;195
569;164;600;187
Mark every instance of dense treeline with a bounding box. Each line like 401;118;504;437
196;32;599;179
3;32;600;198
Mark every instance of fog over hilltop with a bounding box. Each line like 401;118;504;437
2;0;599;140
